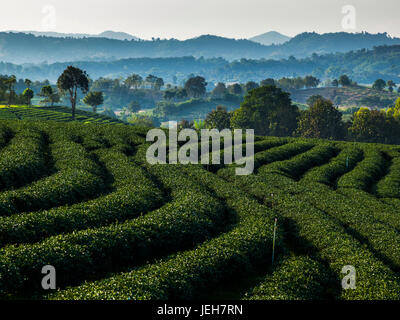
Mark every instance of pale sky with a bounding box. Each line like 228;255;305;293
0;0;399;40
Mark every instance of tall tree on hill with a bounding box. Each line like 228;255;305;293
5;75;16;106
211;82;227;99
22;88;34;105
228;83;243;95
145;75;158;90
297;97;344;139
57;66;89;120
245;81;259;92
387;80;396;92
349;108;393;143
372;79;386;91
154;77;164;91
24;79;32;89
260;78;275;87
230;85;299;136
124;74;143;89
184;76;207;98
205;105;231;130
338;75;351;87
304;75;320;88
40;85;60;106
83;91;104;113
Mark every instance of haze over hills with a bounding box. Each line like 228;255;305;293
249;31;291;45
4;30;140;41
0;31;399;64
1;44;399;84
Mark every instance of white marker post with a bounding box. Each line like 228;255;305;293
272;218;278;265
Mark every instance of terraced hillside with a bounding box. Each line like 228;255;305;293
0;105;124;124
0;119;399;300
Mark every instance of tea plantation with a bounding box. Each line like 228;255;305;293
0;105;124;124
0;117;399;300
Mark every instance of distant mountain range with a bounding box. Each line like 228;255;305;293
1;44;400;84
249;31;291;45
0;31;399;64
4;30;140;41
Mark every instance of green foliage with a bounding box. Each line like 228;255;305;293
297;98;344;139
57;66;89;119
184;76;207;98
372;79;386;91
204;105;231;130
22;88;34;105
349;108;400;144
83;91;104;112
230;85;299;136
0;120;398;300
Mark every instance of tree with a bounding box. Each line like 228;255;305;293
83;91;104;113
304;75;320;88
154;77;164;91
184;76;207;98
163;90;176;101
387;80;396;92
5;75;16;105
124;74;143;89
205;106;231;130
40;85;61;106
22;88;34;105
296;98;344;139
372;79;386;91
24;79;32;89
211;82;227;99
228;83;243;95
338;75;351;87
128;114;154;127
260;78;275;87
57;66;89;119
349;108;391;143
126;101;141;113
245;81;259;92
40;85;53;105
145;75;158;89
230;85;299;136
332;79;339;87
306;95;325;107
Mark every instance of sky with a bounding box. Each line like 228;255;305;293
0;0;399;40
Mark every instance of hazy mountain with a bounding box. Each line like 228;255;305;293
2;44;400;84
249;31;291;45
0;31;400;64
4;30;140;41
270;31;400;58
96;31;139;41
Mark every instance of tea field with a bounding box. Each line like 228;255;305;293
0;118;399;300
0;105;124;125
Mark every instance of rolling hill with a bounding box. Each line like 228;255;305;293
1;31;400;64
0;119;399;300
249;31;291;46
290;86;399;109
0;105;124;124
5;30;140;41
2;44;400;84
